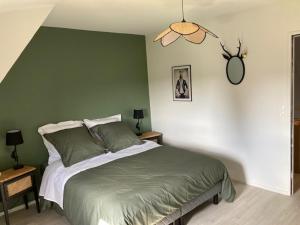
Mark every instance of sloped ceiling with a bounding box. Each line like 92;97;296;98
0;4;54;83
0;0;57;13
43;0;279;35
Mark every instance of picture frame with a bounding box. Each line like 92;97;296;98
172;65;192;101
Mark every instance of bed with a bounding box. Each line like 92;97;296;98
40;140;235;225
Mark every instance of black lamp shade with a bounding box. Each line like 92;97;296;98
133;109;144;119
6;130;24;146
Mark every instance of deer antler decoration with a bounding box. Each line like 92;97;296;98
220;43;232;60
221;39;247;60
237;40;241;57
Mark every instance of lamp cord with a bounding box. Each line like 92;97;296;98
181;0;185;22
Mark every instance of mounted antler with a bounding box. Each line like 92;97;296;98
236;39;242;57
220;42;232;60
221;40;245;60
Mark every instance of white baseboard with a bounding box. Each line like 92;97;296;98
247;181;290;196
0;200;35;217
232;178;290;196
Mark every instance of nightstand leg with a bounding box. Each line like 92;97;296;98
0;184;10;225
32;175;40;213
158;135;163;145
23;194;29;209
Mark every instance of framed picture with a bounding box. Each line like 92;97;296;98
172;65;192;101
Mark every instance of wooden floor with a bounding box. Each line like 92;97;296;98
1;180;300;225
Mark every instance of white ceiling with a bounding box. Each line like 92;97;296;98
0;0;57;13
1;0;279;35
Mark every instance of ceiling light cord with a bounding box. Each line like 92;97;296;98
181;0;185;22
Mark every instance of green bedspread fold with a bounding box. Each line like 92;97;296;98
64;146;236;225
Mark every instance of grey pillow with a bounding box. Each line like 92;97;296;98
84;124;105;146
44;126;106;167
93;122;143;152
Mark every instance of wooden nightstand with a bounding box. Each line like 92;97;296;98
139;131;163;144
0;166;40;225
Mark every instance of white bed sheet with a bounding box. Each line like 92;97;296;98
39;141;160;209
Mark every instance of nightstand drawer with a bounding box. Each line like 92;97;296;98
6;176;32;197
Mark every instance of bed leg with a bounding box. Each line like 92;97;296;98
179;217;183;225
171;218;183;225
213;194;219;205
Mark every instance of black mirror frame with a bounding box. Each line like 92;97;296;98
221;40;246;85
226;56;245;85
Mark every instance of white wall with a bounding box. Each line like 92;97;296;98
146;0;300;195
0;5;53;83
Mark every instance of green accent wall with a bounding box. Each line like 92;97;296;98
0;27;151;171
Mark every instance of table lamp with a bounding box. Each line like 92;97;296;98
133;109;144;136
6;130;24;170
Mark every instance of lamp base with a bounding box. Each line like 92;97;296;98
14;164;24;170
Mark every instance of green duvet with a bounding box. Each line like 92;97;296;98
64;146;236;225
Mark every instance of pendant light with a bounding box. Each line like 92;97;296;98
154;0;218;47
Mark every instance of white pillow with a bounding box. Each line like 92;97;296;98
38;120;83;164
83;114;121;128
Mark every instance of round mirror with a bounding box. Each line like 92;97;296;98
226;56;245;85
